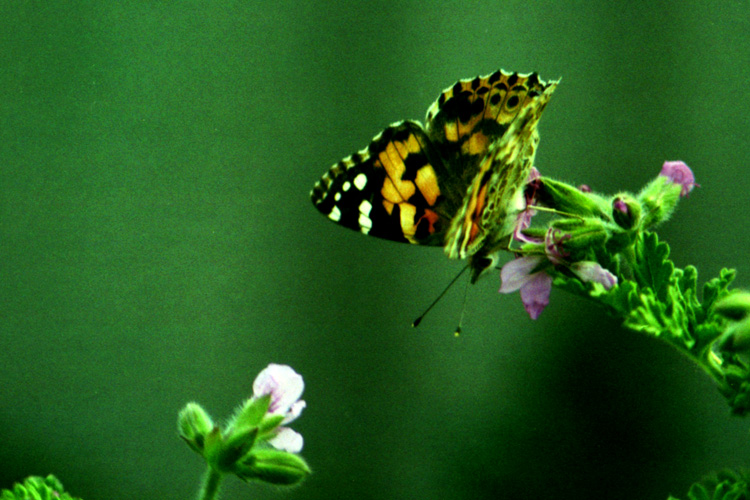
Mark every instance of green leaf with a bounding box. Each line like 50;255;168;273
635;232;674;302
0;476;81;500
703;268;737;311
686;482;710;500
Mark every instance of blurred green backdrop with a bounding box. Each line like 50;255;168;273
2;2;750;499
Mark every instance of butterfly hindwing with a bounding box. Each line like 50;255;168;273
425;70;552;182
311;120;452;246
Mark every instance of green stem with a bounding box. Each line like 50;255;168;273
197;467;223;500
697;344;728;387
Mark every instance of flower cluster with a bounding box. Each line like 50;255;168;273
178;364;310;489
499;161;696;319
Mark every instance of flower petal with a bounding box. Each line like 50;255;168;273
613;198;629;216
283;399;307;425
268;427;304;453
659;161;698;197
512;209;540;243
253;364;305;415
499;255;546;294
528;166;541;182
520;271;553;320
570;261;618;289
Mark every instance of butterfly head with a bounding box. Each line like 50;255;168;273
468;247;503;284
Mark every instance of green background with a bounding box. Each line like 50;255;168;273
2;2;750;499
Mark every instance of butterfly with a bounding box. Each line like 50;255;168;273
311;70;558;282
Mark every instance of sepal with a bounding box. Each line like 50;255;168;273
549;217;608;262
637;175;682;229
537;176;610;218
237;448;312;485
214;425;260;472
227;394;271;431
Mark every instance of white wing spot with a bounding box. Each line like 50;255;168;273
353;173;367;190
358;213;372;230
334;192;341;202
342;181;351;192
329;205;341;222
359;199;372;215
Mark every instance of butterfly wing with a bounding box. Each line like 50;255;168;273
311;120;453;245
444;81;558;264
311;70;558;256
425;70;554;190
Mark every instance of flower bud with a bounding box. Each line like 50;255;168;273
714;291;750;321
178;402;215;455
569;261;618;289
638;175;682;230
237;449;312;485
214;425;259;472
660;161;697;197
611;194;642;230
717;317;750;353
536;177;610;218
549;217;608;262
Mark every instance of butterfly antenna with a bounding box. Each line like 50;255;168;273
412;265;469;328
454;278;471;336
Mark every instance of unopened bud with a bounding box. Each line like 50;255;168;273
717;317;750;353
178;402;214;455
537;177;610;219
612;194;642;230
638;176;682;229
237;449;312;485
714;291;750;321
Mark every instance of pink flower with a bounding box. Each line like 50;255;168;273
569;261;618;289
499;254;617;320
253;364;306;453
499;255;552;320
513;167;543;243
660;161;698;197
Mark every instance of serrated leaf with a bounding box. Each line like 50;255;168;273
686;482;710;500
678;266;699;301
624;289;665;337
636;232;674;302
703;269;737;311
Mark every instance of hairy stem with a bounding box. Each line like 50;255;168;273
197;467;223;500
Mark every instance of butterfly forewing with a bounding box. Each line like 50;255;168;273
311;120;451;245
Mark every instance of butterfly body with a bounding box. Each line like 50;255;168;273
311;70;557;281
